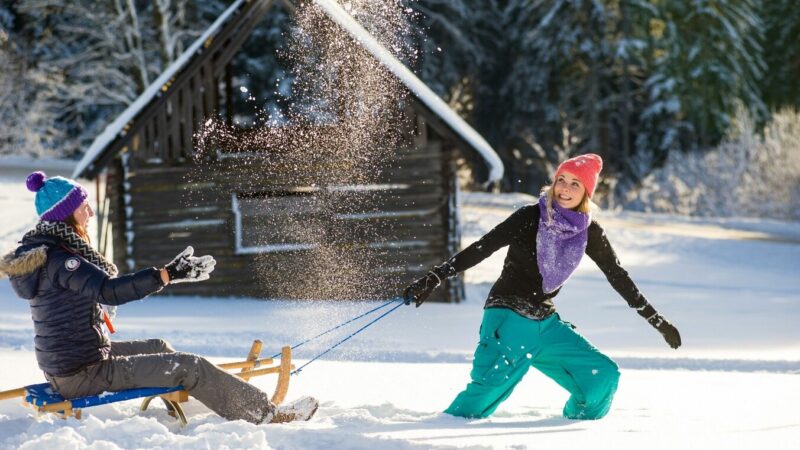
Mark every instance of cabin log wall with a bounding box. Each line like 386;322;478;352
110;111;460;301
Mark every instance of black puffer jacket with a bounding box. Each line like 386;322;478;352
1;234;164;377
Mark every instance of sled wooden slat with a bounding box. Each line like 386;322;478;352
217;357;273;371
0;387;25;401
237;364;295;379
238;340;263;382
6;341;293;426
39;400;77;413
271;346;292;405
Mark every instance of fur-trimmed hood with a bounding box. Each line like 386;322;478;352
2;234;60;300
0;245;48;279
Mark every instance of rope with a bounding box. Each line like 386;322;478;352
269;297;401;359
291;299;406;375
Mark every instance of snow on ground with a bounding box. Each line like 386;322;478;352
0;158;799;449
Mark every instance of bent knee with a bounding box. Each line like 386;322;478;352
600;362;620;384
586;360;620;390
150;338;175;353
604;361;620;378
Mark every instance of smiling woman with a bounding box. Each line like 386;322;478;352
401;153;682;421
552;171;586;210
544;154;599;216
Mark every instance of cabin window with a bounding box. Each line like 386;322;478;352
232;183;434;254
232;190;320;254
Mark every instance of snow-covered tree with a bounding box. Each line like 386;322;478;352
485;0;649;191
621;106;800;220
10;0;215;157
405;0;487;107
152;0;196;67
0;6;59;157
641;0;767;150
761;0;800;111
0;9;24;155
496;0;769;186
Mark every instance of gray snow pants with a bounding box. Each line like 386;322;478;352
44;339;275;424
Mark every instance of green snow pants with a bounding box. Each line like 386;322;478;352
445;308;620;420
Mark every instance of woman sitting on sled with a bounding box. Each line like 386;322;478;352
404;154;681;420
0;172;317;424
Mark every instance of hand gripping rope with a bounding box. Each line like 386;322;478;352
270;297;407;375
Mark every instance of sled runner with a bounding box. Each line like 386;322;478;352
0;340;293;426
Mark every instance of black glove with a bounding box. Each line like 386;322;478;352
648;314;681;349
403;272;440;307
165;246;216;284
403;262;455;307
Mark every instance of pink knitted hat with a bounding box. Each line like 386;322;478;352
554;154;603;198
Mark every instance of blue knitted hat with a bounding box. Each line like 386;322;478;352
26;171;88;222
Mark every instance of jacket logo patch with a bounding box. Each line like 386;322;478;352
65;257;81;271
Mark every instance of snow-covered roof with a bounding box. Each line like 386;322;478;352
74;0;504;184
72;0;247;179
312;0;503;183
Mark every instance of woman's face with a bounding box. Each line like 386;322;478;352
554;171;586;210
72;201;94;229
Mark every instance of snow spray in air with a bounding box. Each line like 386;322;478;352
191;0;420;302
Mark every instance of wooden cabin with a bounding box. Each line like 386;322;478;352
73;0;503;302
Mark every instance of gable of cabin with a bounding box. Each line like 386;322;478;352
82;0;503;302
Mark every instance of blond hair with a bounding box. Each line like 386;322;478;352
541;185;594;223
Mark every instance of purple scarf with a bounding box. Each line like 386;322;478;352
536;195;591;293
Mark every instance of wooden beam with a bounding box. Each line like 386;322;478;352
39;400;74;413
238;340;263;382
217;357;273;371
0;387;25;401
156;108;169;161
411;97;491;184
270;346;292;404
181;86;194;157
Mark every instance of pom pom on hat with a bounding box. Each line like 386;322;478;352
26;171;46;192
554;153;603;198
27;172;89;221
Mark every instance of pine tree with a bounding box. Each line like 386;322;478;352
641;0;767;150
472;0;555;191
486;0;643;190
761;0;800;110
406;0;487;109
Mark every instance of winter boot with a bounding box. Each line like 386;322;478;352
268;396;319;424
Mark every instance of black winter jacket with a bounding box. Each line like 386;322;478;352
1;234;164;377
447;205;658;320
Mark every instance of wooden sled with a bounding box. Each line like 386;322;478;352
0;340;293;426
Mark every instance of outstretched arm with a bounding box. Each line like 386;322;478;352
49;251;164;306
448;205;537;273
585;223;681;349
50;246;216;306
404;205;537;306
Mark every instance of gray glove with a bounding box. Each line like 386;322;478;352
165;246;216;284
